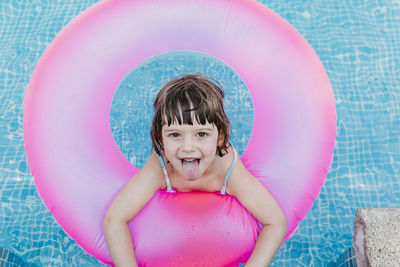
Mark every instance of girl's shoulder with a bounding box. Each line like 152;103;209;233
211;146;238;187
223;147;255;195
213;145;236;175
138;152;167;190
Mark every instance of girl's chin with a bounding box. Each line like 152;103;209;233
182;175;199;182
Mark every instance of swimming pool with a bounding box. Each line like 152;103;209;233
1;0;399;266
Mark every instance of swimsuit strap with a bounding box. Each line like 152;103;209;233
157;147;237;194
220;147;238;195
157;154;176;193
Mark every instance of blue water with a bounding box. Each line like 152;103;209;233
1;0;399;266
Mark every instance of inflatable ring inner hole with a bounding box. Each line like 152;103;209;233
110;51;254;168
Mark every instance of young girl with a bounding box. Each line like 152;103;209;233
103;74;287;266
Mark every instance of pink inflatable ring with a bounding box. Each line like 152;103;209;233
24;0;336;265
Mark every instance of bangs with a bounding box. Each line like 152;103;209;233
162;86;213;126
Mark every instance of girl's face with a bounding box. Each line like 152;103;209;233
161;119;221;182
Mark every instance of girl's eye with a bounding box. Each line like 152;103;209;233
169;133;180;138
197;132;208;138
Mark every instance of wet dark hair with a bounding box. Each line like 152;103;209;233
150;74;230;157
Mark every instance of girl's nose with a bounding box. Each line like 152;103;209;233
181;136;195;152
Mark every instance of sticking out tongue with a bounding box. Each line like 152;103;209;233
182;159;199;180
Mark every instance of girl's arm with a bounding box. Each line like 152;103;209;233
103;152;164;267
227;158;287;267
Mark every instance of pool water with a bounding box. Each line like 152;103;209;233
1;0;399;266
